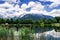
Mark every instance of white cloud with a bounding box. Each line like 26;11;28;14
0;2;13;8
21;1;44;10
19;1;47;16
0;0;21;18
28;1;36;7
39;0;60;8
49;9;60;17
3;0;20;3
21;4;28;10
6;0;17;3
31;2;44;10
26;1;60;17
49;0;60;8
26;1;47;15
0;2;13;13
2;0;20;6
0;0;60;18
16;1;48;17
3;1;51;18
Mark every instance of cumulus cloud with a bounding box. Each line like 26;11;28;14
21;4;28;10
28;1;36;7
49;9;60;17
2;0;20;3
20;1;45;14
2;0;20;6
39;0;60;8
0;0;60;18
0;2;13;8
29;2;44;13
49;0;60;8
0;0;21;18
17;1;47;17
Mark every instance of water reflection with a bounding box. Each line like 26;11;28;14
34;29;60;40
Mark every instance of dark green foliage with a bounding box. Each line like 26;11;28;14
19;19;33;24
55;17;60;22
0;17;59;24
34;20;40;26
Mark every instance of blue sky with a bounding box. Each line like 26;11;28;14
0;0;60;12
20;0;52;5
0;0;60;18
20;0;60;12
20;0;51;11
0;0;60;10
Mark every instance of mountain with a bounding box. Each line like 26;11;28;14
0;13;54;20
20;14;54;20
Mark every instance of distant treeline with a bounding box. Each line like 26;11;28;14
0;17;59;24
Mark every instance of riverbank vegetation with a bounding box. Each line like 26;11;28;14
0;17;59;31
0;17;60;40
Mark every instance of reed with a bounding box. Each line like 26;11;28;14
0;28;8;40
19;27;34;40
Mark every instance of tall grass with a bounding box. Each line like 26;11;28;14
0;28;8;40
0;27;34;40
8;28;14;40
0;27;14;40
19;27;34;40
